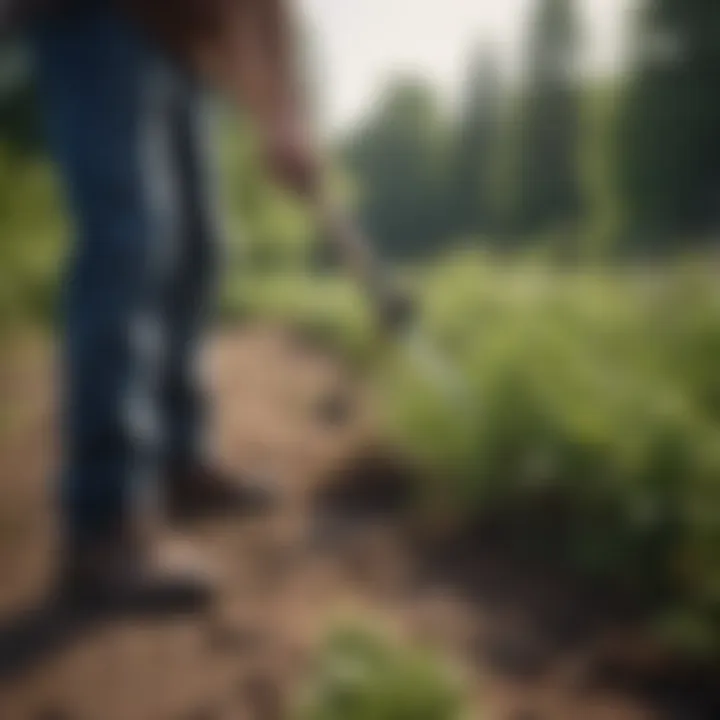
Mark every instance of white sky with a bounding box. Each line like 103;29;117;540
299;0;635;132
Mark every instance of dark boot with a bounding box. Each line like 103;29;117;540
58;531;216;614
166;464;280;522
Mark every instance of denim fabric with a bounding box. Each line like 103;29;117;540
33;3;222;543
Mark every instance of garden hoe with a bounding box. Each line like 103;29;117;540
315;193;469;411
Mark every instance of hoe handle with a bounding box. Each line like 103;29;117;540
316;195;415;333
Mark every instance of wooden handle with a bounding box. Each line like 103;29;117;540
315;195;390;303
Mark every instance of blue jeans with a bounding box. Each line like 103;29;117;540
34;4;222;544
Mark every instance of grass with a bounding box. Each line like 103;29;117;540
295;624;467;720
222;271;377;366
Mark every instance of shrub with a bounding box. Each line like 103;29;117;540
379;253;720;653
296;625;467;720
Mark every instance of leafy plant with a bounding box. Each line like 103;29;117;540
296;625;467;720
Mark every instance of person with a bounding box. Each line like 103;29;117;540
10;0;320;609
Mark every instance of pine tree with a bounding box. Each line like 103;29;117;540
616;0;720;245
509;0;583;235
451;46;501;239
343;79;451;259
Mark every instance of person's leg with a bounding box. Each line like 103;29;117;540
34;7;215;608
162;83;222;473
160;82;279;518
34;6;181;551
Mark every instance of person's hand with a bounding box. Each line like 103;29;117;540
262;116;321;198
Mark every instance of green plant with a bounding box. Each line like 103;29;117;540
378;253;720;652
296;625;466;720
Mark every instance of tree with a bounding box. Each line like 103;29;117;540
451;45;501;239
0;40;41;156
616;0;720;245
342;79;451;260
508;0;583;235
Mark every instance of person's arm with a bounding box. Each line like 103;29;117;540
123;0;319;195
240;0;300;125
229;0;319;196
186;0;317;196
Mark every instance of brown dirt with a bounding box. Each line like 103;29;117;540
0;326;716;720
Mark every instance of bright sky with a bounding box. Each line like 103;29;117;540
299;0;635;132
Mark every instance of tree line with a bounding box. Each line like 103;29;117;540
341;0;720;260
1;0;720;264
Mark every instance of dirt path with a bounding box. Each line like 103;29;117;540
0;328;706;719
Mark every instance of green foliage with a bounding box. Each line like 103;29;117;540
450;48;501;238
296;625;466;720
506;0;584;235
579;82;625;258
342;79;452;259
0;40;42;156
222;252;720;657
376;253;720;651
219;111;315;274
0;144;66;331
222;271;375;365
0;41;65;333
615;0;720;244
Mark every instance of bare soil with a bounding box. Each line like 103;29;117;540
0;326;716;720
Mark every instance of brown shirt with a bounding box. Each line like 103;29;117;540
2;0;295;117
